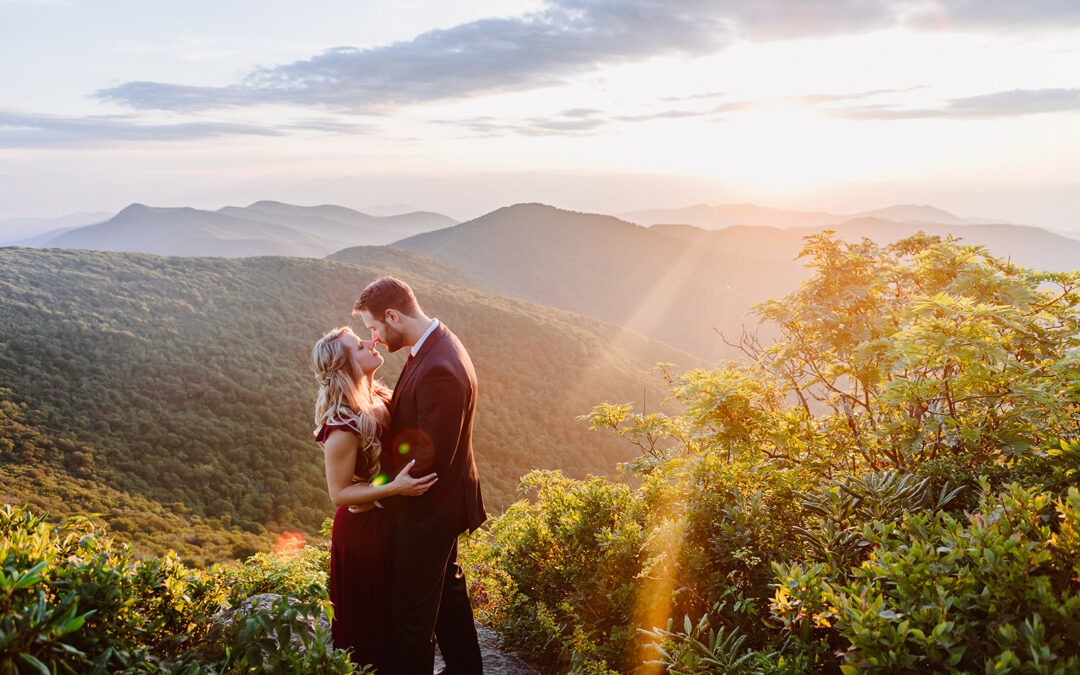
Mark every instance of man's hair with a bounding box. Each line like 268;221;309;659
353;276;421;318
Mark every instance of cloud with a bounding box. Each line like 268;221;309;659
618;87;924;122
0;110;282;148
448;108;607;137
836;88;1080;120
899;0;1080;31
95;1;1080;114
99;2;737;112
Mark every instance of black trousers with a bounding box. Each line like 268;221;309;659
389;519;483;675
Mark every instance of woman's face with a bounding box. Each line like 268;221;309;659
342;331;384;376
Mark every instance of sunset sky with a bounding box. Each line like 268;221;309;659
3;0;1080;229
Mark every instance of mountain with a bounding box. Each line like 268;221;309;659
620;203;844;229
0;246;692;560
0;212;111;245
621;202;994;231
652;218;1080;273
218;200;456;245
392;203;808;359
851;204;971;226
43;204;328;256
36;202;457;257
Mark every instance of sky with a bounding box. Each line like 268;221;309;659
3;0;1080;230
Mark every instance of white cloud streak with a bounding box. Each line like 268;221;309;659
0;110;281;148
836;88;1080;120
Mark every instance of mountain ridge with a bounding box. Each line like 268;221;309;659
35;202;458;258
392;203;807;359
650;217;1080;272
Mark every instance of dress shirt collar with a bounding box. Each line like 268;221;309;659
410;318;440;357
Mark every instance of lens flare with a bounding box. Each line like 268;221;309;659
371;473;388;487
398;442;411;455
272;531;305;557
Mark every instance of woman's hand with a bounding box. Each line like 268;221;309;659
388;459;438;496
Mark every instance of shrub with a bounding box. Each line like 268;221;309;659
772;485;1080;673
0;504;354;673
463;470;649;672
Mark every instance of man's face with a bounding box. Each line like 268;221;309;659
359;309;405;352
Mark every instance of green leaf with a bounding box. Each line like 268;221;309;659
13;561;48;590
17;653;50;675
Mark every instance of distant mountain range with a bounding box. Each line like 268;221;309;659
619;202;1006;229
0;211;112;245
621;202;1080;271
388;202;1080;359
27;201;457;257
650;218;1080;272
10;199;1078;359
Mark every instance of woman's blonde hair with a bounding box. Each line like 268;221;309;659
311;326;389;478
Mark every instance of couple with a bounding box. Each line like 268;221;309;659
311;276;487;674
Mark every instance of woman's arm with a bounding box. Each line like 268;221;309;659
323;429;436;507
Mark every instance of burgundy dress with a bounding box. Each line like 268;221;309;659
317;421;395;673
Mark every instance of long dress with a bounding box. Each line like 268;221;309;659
317;421;395;673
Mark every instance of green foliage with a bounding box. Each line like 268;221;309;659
643;610;764;675
466;233;1080;672
751;233;1080;470
209;594;361;674
0;504;355;673
774;485;1080;673
463;470;650;672
221;546;330;606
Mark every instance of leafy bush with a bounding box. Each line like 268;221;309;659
465;234;1080;672
0;504;355;673
773;484;1080;673
463;470;649;672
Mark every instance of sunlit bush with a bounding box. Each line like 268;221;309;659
465;234;1080;672
773;484;1080;673
463;470;649;672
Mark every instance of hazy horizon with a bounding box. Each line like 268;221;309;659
3;2;1080;230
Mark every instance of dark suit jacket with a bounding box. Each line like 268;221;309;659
387;322;487;535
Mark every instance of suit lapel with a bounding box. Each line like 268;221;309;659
391;323;446;414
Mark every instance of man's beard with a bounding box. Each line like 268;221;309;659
382;324;406;352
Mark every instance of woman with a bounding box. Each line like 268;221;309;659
312;326;436;672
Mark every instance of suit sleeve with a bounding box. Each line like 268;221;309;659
410;364;468;475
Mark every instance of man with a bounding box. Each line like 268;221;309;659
354;276;487;675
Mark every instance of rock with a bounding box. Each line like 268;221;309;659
435;624;540;674
218;594;540;673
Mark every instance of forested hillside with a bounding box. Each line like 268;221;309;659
0;247;691;559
